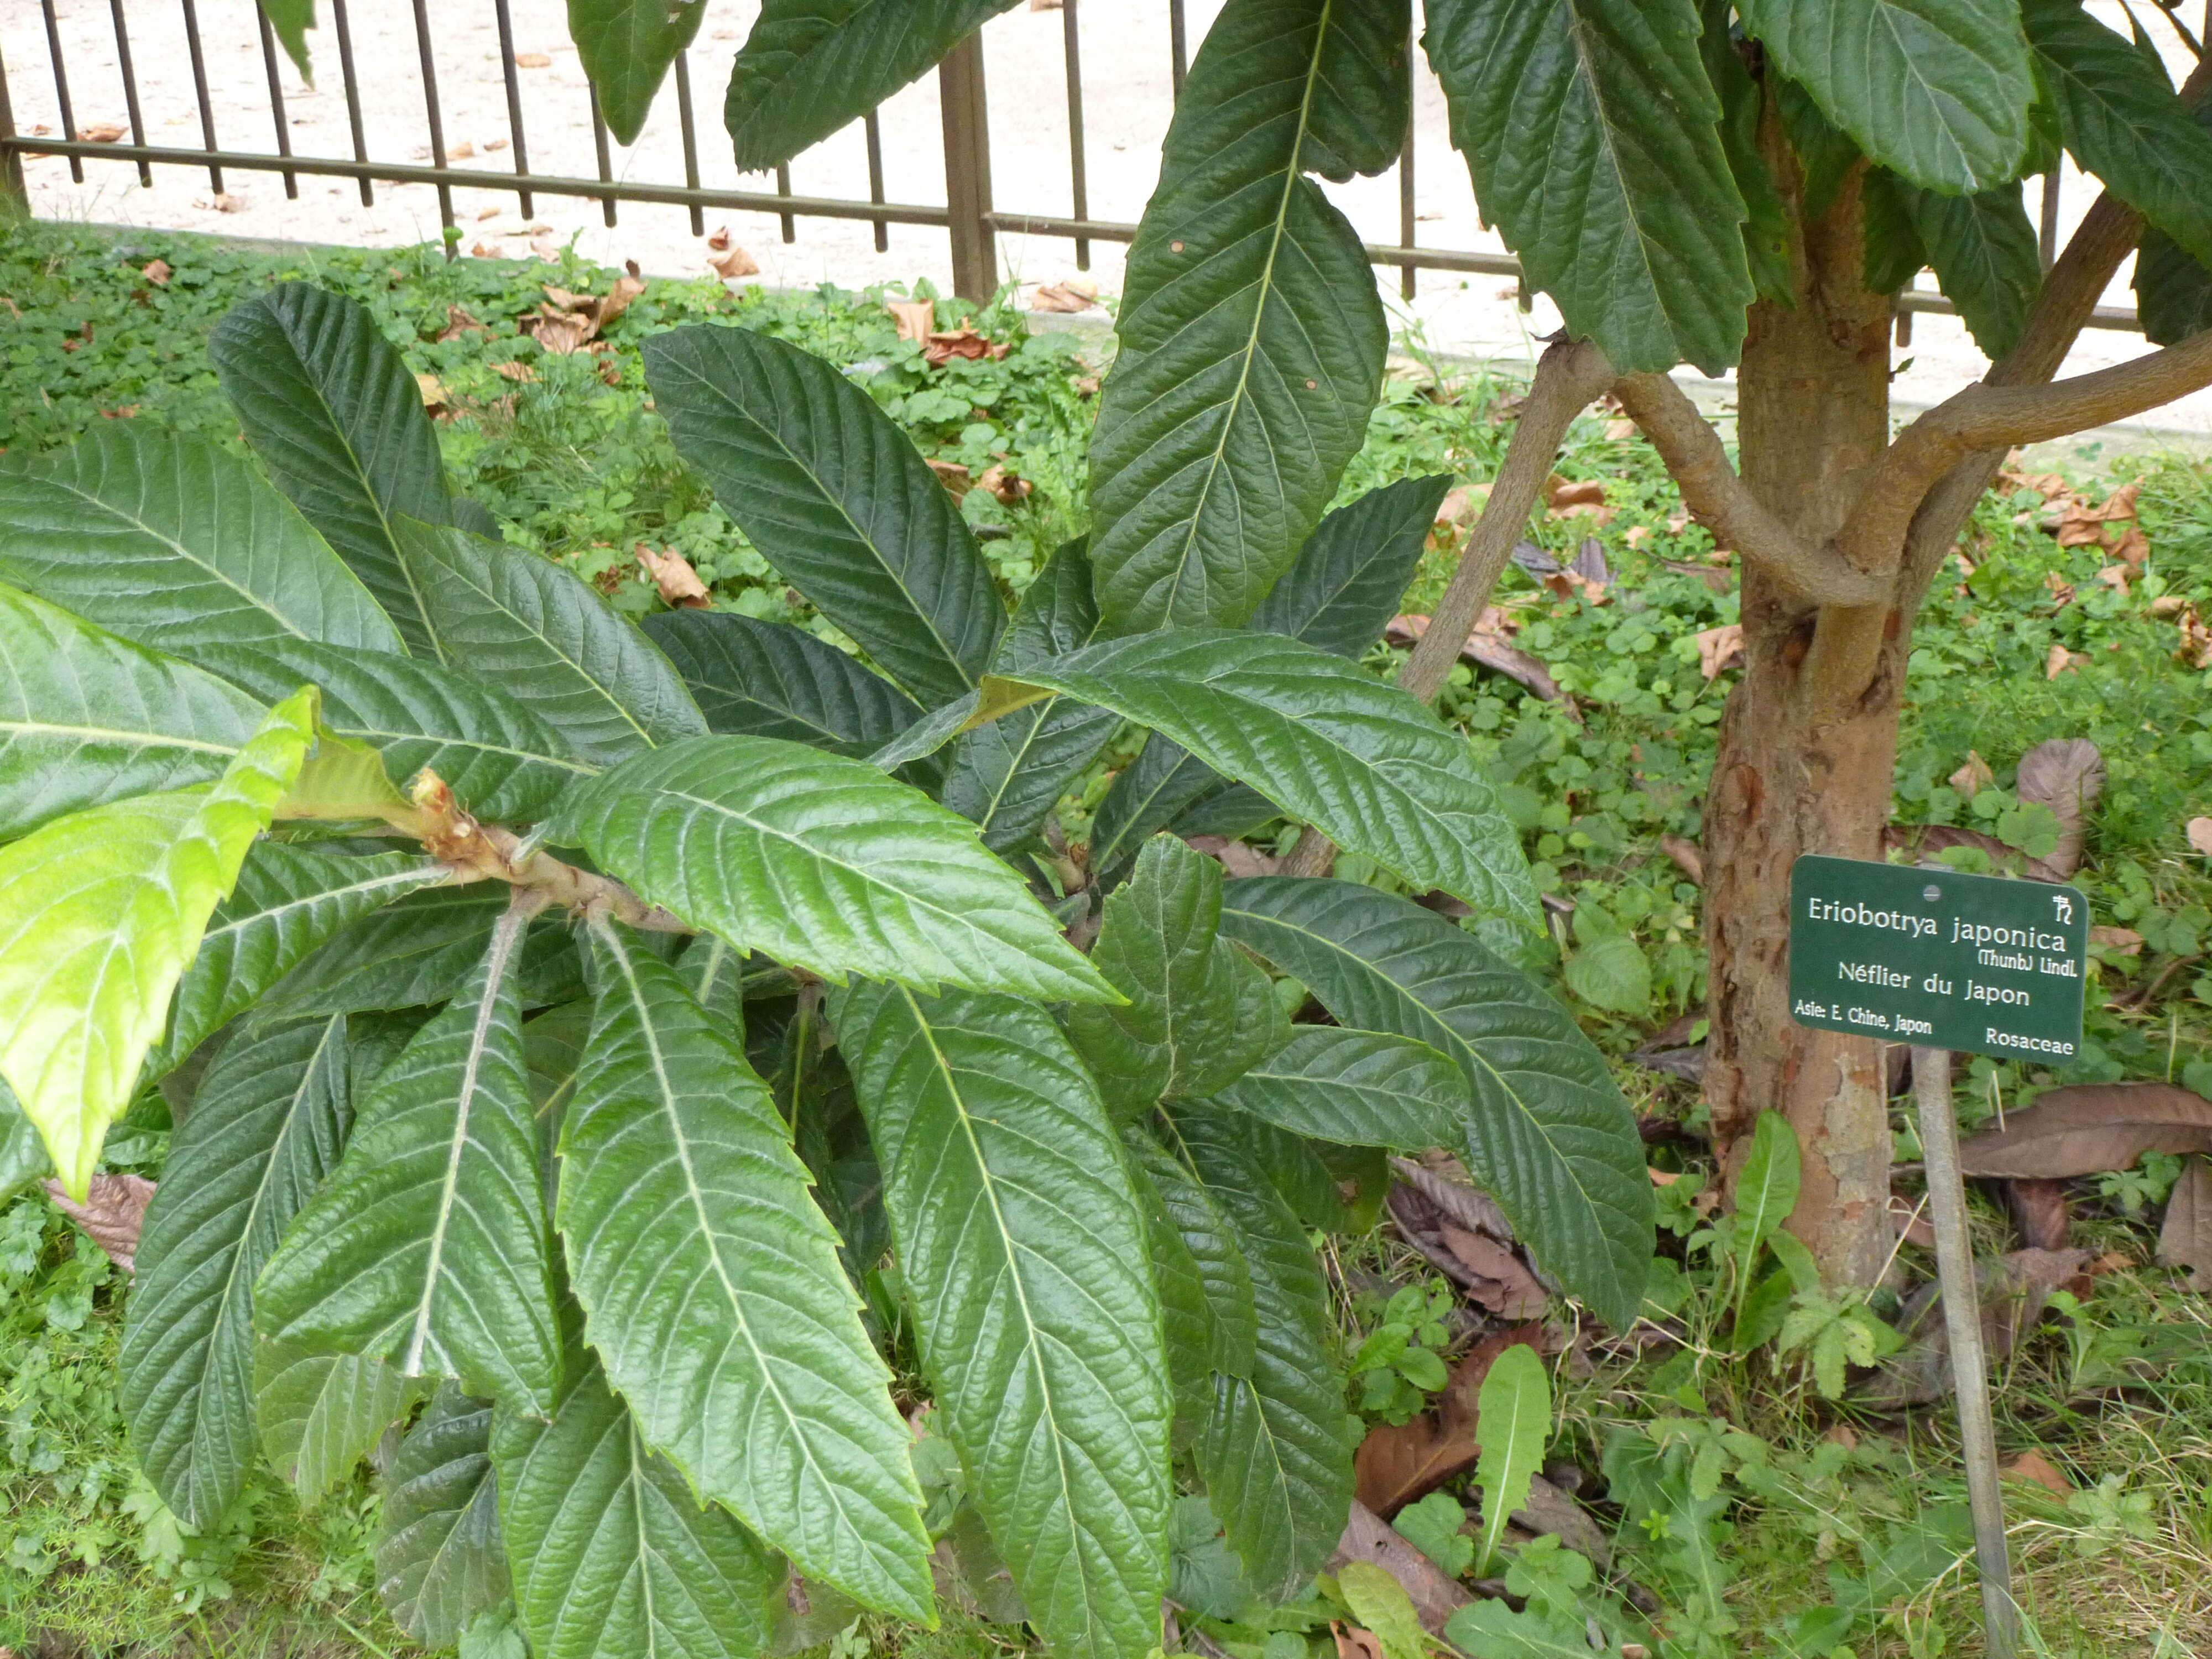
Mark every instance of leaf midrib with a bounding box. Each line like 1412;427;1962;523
0;718;239;755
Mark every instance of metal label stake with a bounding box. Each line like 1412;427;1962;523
1787;854;2089;1659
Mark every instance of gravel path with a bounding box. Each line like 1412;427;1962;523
4;0;2206;439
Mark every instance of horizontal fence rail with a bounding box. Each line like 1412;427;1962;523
0;0;2150;337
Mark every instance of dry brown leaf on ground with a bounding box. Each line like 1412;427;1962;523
2089;926;2142;956
2094;564;2131;595
1182;834;1277;879
43;1174;156;1274
2015;737;2105;881
1352;1324;1545;1515
2179;604;2212;669
2044;642;2087;679
1956;1082;2212;1178
2002;1449;2073;1495
1660;833;1703;886
437;305;488;342
413;372;451;414
1328;1501;1471;1634
1030;279;1098;312
1865;1247;2091;1406
139;259;170;286
2044;570;2077;607
1949;751;1995;799
707;224;733;251
1438;1224;1548;1317
524;310;596;354
974;464;1031;505
2156;1154;2212;1290
924;328;1009;367
449;140;474;161
195;194;246;213
1888;1195;1936;1249
636;545;710;608
1545;474;1604;510
489;361;538;382
709;244;760;279
1695;623;1744;680
77;122;127;143
514;51;551;67
2002;1178;2070;1251
1334;1626;1384;1659
888;299;936;342
2189;818;2212;856
924;458;973;500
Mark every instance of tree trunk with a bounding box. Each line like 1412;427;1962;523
1700;168;1907;1286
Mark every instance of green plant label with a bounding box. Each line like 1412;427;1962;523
1787;855;2086;1060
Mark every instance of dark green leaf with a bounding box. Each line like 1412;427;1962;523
258;884;575;1021
0;584;267;841
561;928;932;1620
394;519;706;766
1217;878;1652;1329
1087;735;1225;880
1860;168;1932;295
570;0;707;145
941;540;1118;852
0;1079;48;1198
255;1338;430;1508
192;639;591;822
1700;3;1794;305
0;426;401;655
1087;0;1403;632
1738;0;2033;194
1213;1026;1464;1151
1123;1124;1258;1383
641;611;922;754
1065;836;1289;1115
377;1385;510;1648
1424;0;1751;373
211;284;451;655
833;983;1173;1659
642;326;1004;704
723;0;1020;173
1121;1129;1223;1438
2023;0;2212;268
554;734;1112;1001
986;629;1538;921
1170;1108;1359;1599
1249;476;1452;659
493;1342;779;1659
1897;178;2041;357
2137;228;2212;344
121;1017;351;1528
1774;75;1861;218
255;918;560;1415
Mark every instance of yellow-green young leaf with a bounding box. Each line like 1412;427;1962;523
560;927;933;1621
1472;1341;1550;1575
0;688;317;1196
1337;1561;1428;1659
1733;1110;1802;1254
260;0;317;81
833;983;1173;1659
255;1338;430;1509
0;1078;50;1198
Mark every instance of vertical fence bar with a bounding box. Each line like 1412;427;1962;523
330;0;372;205
2038;170;2062;272
776;165;796;242
254;3;299;200
674;50;704;236
492;0;534;217
178;0;223;191
1063;0;1090;269
864;112;889;252
1397;17;1415;300
105;0;151;186
38;0;82;184
589;90;618;226
0;27;28;206
1168;0;1188;97
940;31;997;301
409;0;457;251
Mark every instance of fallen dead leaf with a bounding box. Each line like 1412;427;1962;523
489;361;538;382
436;304;488;342
1030;279;1098;312
1181;834;1277;879
195;193;246;213
2179;604;2212;670
1695;623;1745;680
1660;833;1703;886
2044;570;2076;607
449;139;474;161
77;122;127;143
1956;1082;2212;1179
1623;524;1651;547
707;224;733;251
43;1174;156;1274
97;404;140;419
709;243;760;279
925;457;972;500
924;328;1009;368
2109;524;2150;566
1866;1247;2091;1406
1333;1627;1384;1659
1888;1195;1935;1249
2190;818;2212;856
2156;1154;2212;1291
2015;738;2105;881
477;206;500;221
1604;418;1639;442
637;544;709;608
1547;478;1607;510
2044;641;2087;679
484;137;509;152
139;258;170;286
1948;751;1995;800
974;464;1031;505
2089;926;2143;956
414;372;451;411
2152;593;2190;619
888;299;936;342
2002;1178;2069;1251
1328;1501;1471;1634
2094;564;2131;595
514;51;551;67
1352;1324;1544;1514
2002;1449;2072;1495
1437;1223;1547;1318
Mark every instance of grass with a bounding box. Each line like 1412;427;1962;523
4;218;2212;1658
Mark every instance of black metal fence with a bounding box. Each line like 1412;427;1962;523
0;0;2148;333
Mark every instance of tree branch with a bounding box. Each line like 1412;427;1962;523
1611;371;1885;605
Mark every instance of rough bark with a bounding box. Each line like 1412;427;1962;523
1701;161;1903;1287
